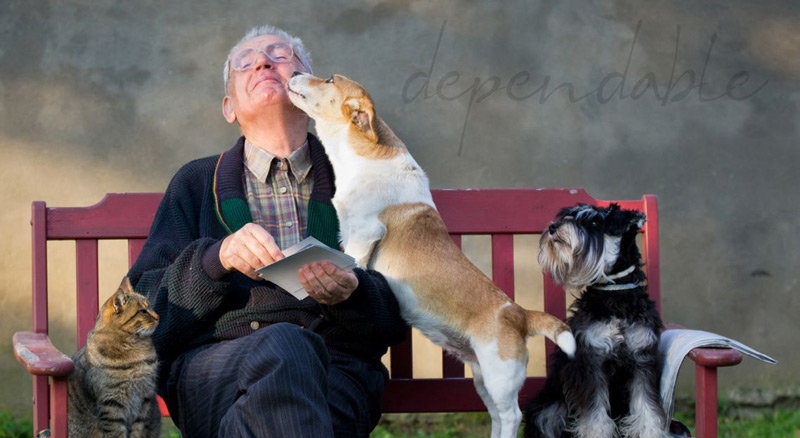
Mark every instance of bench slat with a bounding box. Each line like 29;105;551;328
433;188;598;234
47;193;162;240
128;238;147;269
543;275;567;365
390;329;413;379
641;194;661;313
492;234;514;299
382;377;545;412
442;234;465;378
32;202;48;334
31;202;50;434
76;239;99;349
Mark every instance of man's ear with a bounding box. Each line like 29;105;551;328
344;96;377;142
222;96;237;124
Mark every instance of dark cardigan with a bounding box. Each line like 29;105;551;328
127;134;407;385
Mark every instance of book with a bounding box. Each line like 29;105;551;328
256;236;357;300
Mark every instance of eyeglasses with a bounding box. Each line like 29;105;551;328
228;42;296;71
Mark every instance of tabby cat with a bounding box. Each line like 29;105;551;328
68;277;161;438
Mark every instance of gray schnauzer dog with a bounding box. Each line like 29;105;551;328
523;203;669;438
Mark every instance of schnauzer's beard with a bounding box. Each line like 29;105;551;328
538;222;614;290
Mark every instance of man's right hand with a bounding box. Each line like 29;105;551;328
219;223;285;280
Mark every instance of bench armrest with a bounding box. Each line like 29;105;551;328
688;347;743;367
13;331;74;377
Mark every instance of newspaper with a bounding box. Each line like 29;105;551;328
659;329;777;420
256;237;356;300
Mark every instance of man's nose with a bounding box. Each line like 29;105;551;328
254;52;273;70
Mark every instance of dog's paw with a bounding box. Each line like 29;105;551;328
556;331;576;358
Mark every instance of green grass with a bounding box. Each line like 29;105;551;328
371;413;498;438
673;400;800;438
0;413;31;438
3;405;799;438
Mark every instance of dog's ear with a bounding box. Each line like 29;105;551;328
604;205;645;235
344;96;377;142
626;210;646;231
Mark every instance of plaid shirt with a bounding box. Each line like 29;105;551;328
244;139;313;250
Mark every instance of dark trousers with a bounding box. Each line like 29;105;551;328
164;323;387;438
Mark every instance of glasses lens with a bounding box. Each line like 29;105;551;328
231;48;257;71
266;43;294;63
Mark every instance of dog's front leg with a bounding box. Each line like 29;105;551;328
619;327;670;438
342;220;385;269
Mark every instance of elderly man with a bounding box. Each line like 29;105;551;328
127;25;407;438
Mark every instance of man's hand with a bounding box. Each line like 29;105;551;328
220;223;284;280
299;261;359;305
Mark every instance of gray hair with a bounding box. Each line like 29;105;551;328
223;24;313;94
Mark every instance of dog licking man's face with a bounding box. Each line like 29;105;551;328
287;72;377;142
538;204;645;289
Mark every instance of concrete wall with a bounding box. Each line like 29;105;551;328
2;0;798;414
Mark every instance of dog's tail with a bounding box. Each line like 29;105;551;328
525;310;575;358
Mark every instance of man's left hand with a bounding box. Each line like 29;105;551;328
299;261;359;305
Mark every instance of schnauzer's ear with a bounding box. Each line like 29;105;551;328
627;211;646;231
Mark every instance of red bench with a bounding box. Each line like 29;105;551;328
13;188;742;437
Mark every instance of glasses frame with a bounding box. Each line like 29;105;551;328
228;42;298;72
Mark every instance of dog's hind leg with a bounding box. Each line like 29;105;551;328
468;361;501;438
473;341;527;438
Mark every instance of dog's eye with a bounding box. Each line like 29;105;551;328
590;220;599;227
325;76;334;84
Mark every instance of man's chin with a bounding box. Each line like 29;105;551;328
251;88;289;105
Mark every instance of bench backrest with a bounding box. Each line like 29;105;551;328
31;188;659;413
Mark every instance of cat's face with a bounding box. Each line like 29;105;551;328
100;277;159;337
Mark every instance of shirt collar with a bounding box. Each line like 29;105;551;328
244;138;312;183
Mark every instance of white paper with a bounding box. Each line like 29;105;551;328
256;237;357;300
658;329;777;421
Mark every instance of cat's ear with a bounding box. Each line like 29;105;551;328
112;290;127;314
112;278;132;314
119;276;134;294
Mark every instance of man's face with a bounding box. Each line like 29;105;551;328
223;35;307;124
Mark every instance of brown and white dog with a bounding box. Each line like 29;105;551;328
288;72;575;438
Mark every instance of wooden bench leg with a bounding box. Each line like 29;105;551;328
33;375;49;436
50;377;68;438
695;364;718;438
